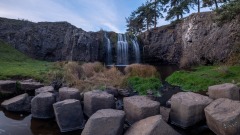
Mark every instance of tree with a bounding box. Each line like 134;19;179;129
165;0;195;21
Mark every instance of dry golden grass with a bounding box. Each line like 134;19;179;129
124;64;159;78
49;62;127;93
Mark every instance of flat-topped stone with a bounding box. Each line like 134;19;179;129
124;115;180;135
170;92;213;128
20;81;44;92
1;93;30;112
31;92;55;119
81;109;125;135
84;90;115;117
35;86;54;95
53;99;84;132
0;80;16;94
208;83;239;100
123;96;160;124
59;87;80;101
205;98;240;135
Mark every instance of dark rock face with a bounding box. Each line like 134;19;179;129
0;18;104;62
139;12;240;67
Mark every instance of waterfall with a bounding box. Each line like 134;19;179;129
131;37;141;63
104;33;112;65
117;34;129;65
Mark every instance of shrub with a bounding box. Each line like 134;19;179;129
128;76;162;95
124;64;159;78
63;62;83;86
81;62;105;78
215;0;240;24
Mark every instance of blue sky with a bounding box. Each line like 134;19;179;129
0;0;210;33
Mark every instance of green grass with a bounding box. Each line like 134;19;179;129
166;66;240;92
128;76;162;95
0;40;53;82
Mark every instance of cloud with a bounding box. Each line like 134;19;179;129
0;0;124;32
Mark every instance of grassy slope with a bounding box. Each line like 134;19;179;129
0;41;53;82
166;66;240;92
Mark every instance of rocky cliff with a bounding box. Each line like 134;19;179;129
0;18;105;62
140;12;240;67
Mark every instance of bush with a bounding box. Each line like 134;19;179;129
215;0;240;24
128;77;162;95
82;62;105;78
124;64;159;78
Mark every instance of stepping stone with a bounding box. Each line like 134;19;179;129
160;106;171;122
124;115;180;135
123;96;160;124
1;93;30;112
208;83;240;100
81;109;125;135
84;90;115;117
35;86;54;95
31;92;55;119
0;80;16;94
205;98;240;135
170;92;213;128
53;99;84;132
20;81;44;92
59;87;80;101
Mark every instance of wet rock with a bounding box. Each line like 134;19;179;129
105;87;119;97
116;99;123;110
124;115;180;135
208;83;240;100
205;98;240;135
170;92;213;128
59;87;80;101
81;109;125;135
123;96;160;124
160;106;171;122
84;90;115;117
35;86;54;95
19;81;44;92
31;92;55;119
0;80;16;94
53;99;84;132
1;93;30;112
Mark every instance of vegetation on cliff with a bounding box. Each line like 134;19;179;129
166;65;240;92
0;41;53;82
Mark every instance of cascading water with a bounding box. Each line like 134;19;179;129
117;34;129;65
104;33;112;65
131;37;141;63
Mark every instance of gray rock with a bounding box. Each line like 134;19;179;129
31;92;55;119
35;86;54;95
160;106;171;122
0;80;16;94
105;87;119;97
208;83;240;100
81;109;125;135
53;99;84;132
118;89;130;97
59;87;80;101
20;81;44;92
170;92;213;128
1;93;30;112
123;96;160;124
205;98;240;135
84;90;115;117
124;115;180;135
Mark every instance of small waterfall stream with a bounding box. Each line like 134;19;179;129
131;37;141;63
117;34;129;65
104;33;112;65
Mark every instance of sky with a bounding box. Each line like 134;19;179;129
0;0;210;33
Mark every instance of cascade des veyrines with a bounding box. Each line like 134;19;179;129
105;33;141;66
